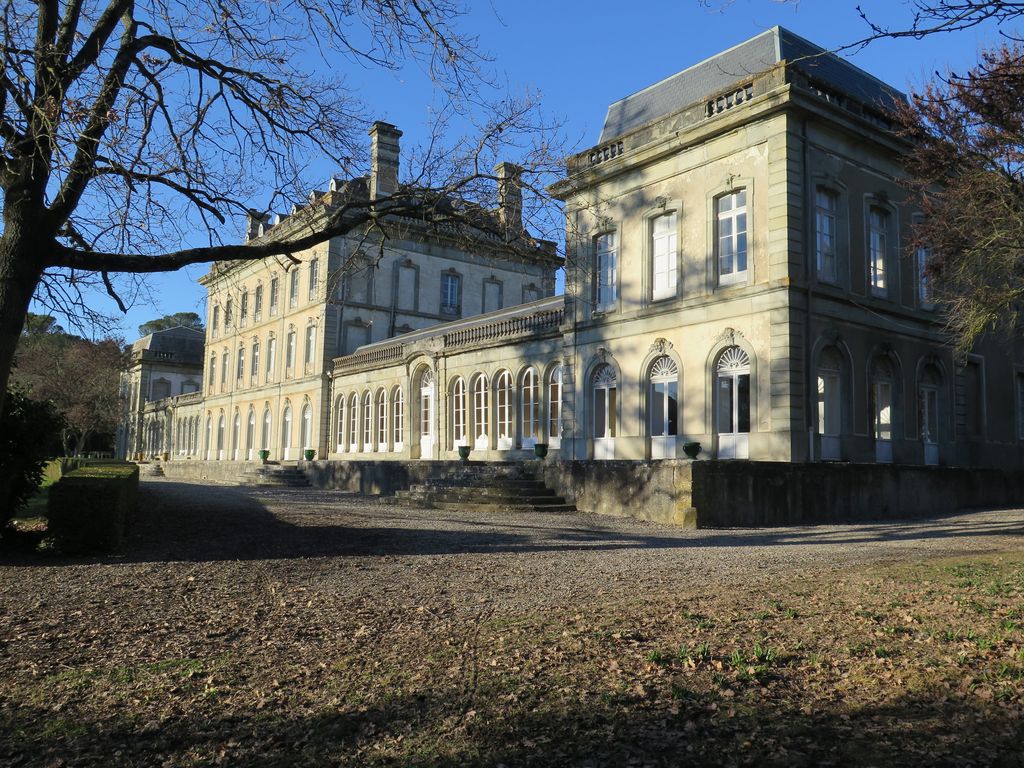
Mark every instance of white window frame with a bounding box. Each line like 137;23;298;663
392;387;405;451
376;389;389;452
815;187;838;283
547;365;562;448
289;270;299;308
717;190;748;287
868;207;888;296
451;377;468;448
441;273;461;315
917;246;933;309
592;364;617;459
651;212;678;301
495;370;514;450
472;374;489;450
362;391;373;450
266;334;277;382
308;258;319;301
520;368;540;448
595;232;618;311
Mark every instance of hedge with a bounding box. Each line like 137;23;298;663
47;463;139;554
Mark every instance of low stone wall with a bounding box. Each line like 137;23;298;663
159;460;259;484
299;460;471;496
537;460;696;526
541;459;1024;528
689;461;1024;527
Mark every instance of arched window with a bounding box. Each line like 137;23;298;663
649;356;678;458
232;410;241;460
246;408;256;460
336;397;346;452
261;407;272;452
495;370;513;450
362;391;373;449
217;413;226;459
348;393;359;451
376;388;388;451
392;386;405;450
716;346;750;459
521;368;540;448
592;364;617;459
301;403;313;450
817;346;843;461
451;377;468;448
472;374;489;450
547;365;562;448
419;369;435;457
872;357;895;464
281;403;293;459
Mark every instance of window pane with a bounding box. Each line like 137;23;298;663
651;384;665;436
608;387;617;437
594;389;606;438
666;381;678;436
737;374;751;433
717;377;733;433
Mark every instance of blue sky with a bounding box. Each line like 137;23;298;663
64;0;1008;340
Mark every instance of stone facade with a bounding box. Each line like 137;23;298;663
123;27;1024;487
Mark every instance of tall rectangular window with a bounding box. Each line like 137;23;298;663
254;285;263;320
225;299;233;328
441;273;461;315
240;292;248;326
286;330;296;371
717;190;747;285
917;246;933;308
308;258;319;300
304;325;316;366
220;351;228;385
269;278;279;315
873;380;892;441
652;212;678;300
289;270;299;308
596;232;617;310
815;188;837;283
266;336;277;381
212;306;220;336
251;341;260;379
869;207;888;295
236;347;245;381
964;361;982;438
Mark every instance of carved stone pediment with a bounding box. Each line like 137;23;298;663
649;337;674;356
713;326;745;346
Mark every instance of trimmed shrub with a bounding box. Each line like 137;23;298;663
47;463;139;553
0;387;65;527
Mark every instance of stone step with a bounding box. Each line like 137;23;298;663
421;500;576;514
399;492;568;506
397;486;556;500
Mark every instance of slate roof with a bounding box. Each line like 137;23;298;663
599;26;904;143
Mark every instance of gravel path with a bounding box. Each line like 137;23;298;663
128;478;1024;615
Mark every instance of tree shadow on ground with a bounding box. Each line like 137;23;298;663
4;480;1022;567
2;677;1022;767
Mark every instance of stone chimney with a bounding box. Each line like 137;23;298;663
369;121;402;200
495;162;524;236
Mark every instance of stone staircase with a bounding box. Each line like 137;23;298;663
396;464;576;514
242;462;310;487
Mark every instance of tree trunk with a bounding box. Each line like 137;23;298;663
0;234;43;418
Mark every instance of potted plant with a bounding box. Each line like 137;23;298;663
533;443;549;459
683;441;702;459
458;445;471;463
303;448;316;461
258;449;270;463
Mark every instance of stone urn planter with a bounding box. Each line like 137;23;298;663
258;449;270;463
303;449;316;461
458;445;471;463
533;443;549;459
683;441;702;459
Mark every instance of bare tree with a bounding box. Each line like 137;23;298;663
0;0;565;417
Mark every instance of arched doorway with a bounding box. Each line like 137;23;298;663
592;364;617;460
419;368;435;458
715;346;750;459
